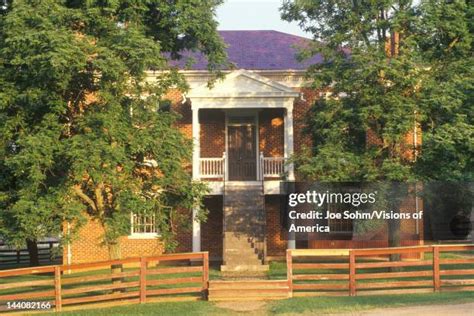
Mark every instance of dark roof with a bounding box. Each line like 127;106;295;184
173;30;322;70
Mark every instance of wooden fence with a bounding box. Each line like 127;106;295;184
287;244;474;297
1;245;473;312
0;251;208;313
0;241;62;269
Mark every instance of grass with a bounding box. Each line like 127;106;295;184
43;291;474;315
45;300;231;316
268;291;474;315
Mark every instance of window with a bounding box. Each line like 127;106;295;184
130;212;159;238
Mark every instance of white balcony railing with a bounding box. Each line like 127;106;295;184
199;155;225;178
199;153;287;179
262;156;286;177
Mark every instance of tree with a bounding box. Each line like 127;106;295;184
281;0;473;251
414;0;473;181
0;0;228;265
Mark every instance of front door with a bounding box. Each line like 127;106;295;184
228;124;257;181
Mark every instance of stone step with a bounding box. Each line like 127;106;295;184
220;264;270;272
208;279;290;302
209;280;289;290
223;259;263;267
220;272;268;279
223;251;261;259
225;194;262;198
224;201;263;206
209;288;288;297
224;182;262;188
224;240;263;248
225;205;262;209
223;209;264;215
209;296;288;302
221;185;267;271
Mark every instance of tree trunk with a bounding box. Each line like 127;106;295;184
388;215;401;261
26;239;39;267
108;242;124;293
388;183;405;271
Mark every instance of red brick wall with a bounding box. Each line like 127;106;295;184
200;110;225;157
293;88;316;157
265;195;287;256
201;196;223;261
65;215;164;264
166;89;192;139
174;208;193;254
259;109;284;157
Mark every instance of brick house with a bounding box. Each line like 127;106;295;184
66;31;423;268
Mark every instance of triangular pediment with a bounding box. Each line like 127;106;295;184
188;69;299;98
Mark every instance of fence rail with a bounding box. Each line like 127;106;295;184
0;241;61;268
287;244;474;297
0;251;208;313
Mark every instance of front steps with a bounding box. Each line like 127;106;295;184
208;280;290;301
221;182;267;272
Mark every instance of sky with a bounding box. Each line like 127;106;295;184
216;0;310;38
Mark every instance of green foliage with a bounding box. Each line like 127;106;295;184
0;0;227;253
414;0;474;181
282;0;473;182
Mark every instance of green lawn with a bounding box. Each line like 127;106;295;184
45;291;474;315
268;291;474;315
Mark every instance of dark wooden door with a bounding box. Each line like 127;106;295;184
228;125;257;181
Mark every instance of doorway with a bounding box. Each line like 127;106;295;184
227;116;257;181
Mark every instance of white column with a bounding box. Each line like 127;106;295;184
192;107;200;180
284;106;295;181
287;239;296;250
284;106;296;250
192;207;201;252
191;107;201;252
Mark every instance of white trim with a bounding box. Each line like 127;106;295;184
188;69;300;101
130;212;160;236
145;69;310;89
191;97;295;110
190;92;299;98
128;233;160;240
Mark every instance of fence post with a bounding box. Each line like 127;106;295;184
140;257;147;303
16;250;20;264
286;250;293;297
202;252;209;299
54;266;62;312
349;250;356;296
433;246;440;292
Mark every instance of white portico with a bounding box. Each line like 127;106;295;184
186;69;299;253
